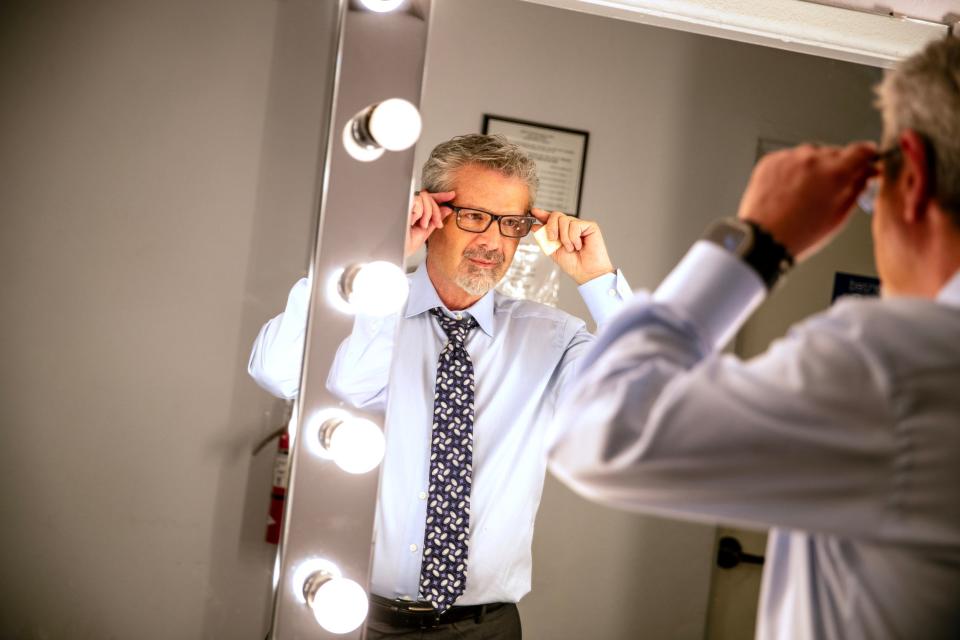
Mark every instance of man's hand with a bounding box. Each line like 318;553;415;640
531;208;614;285
738;142;877;261
406;190;455;257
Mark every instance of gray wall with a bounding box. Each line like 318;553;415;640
415;2;881;639
0;0;337;637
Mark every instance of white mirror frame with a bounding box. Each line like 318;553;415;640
522;0;950;68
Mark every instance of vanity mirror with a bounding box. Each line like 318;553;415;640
3;0;951;638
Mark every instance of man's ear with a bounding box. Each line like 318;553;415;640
899;129;933;224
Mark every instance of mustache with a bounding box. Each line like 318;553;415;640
463;247;504;264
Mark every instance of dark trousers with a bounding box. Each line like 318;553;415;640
365;603;522;640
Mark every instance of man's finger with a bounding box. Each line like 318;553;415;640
420;192;433;229
572;220;584;251
411;196;424;225
834;142;879;173
530;207;550;223
428;196;444;229
558;215;574;252
430;190;457;204
547;211;564;242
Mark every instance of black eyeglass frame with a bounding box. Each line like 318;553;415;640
875;145;902;165
447;204;537;238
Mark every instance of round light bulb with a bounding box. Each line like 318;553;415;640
359;0;405;12
342;119;384;162
346;261;410;316
310;577;369;634
327;417;385;474
367;98;422;151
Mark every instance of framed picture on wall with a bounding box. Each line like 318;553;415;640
482;114;589;217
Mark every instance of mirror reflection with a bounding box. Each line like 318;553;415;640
251;1;898;638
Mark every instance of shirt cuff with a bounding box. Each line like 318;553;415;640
653;240;767;350
579;269;632;326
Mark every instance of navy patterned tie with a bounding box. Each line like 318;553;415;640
419;308;478;612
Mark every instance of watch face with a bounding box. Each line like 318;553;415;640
705;219;752;256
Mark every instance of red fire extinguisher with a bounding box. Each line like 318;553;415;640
253;401;294;545
266;430;290;544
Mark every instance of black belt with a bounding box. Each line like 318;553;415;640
369;594;507;629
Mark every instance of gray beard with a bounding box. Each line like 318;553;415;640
455;248;506;295
455;264;500;296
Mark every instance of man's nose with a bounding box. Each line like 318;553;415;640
475;220;503;249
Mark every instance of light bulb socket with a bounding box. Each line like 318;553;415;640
337;264;364;304
318;418;344;453
349;107;379;151
303;570;335;607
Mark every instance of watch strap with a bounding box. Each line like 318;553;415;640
742;220;794;289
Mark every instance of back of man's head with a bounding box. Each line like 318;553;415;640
876;36;960;223
421;134;539;205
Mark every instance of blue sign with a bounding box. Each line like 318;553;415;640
832;272;881;304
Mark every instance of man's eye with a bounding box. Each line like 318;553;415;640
464;212;487;223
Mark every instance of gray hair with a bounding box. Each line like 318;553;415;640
421;134;539;205
876;36;960;222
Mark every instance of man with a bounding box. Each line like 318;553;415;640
550;37;960;639
249;134;631;638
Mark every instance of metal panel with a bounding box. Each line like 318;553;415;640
268;1;432;638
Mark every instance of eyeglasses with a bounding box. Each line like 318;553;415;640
448;205;536;238
858;145;902;214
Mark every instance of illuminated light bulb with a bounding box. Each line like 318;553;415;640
309;576;369;634
321;416;386;474
367;98;422;151
359;0;406;12
298;561;370;634
335;260;410;316
342;99;421;162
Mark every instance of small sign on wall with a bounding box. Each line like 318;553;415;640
482;114;589;217
832;271;881;303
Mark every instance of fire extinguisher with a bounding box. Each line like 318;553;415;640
254;401;294;545
266;430;290;544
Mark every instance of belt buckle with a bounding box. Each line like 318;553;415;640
400;601;440;629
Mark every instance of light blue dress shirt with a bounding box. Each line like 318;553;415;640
551;241;960;640
249;262;632;605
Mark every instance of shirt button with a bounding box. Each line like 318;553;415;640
608;288;617;296
419;492;427;500
410;544;418;552
455;313;462;320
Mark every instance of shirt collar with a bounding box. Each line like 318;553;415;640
936;268;960;309
405;261;495;337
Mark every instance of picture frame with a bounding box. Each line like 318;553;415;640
482;114;589;217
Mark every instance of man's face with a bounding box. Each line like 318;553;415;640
426;164;529;297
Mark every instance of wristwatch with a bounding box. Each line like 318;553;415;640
703;218;794;289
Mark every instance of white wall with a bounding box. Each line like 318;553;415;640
416;1;881;638
0;0;336;637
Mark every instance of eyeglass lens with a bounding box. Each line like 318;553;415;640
458;210;533;237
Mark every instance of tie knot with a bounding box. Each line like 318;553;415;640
430;308;478;345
